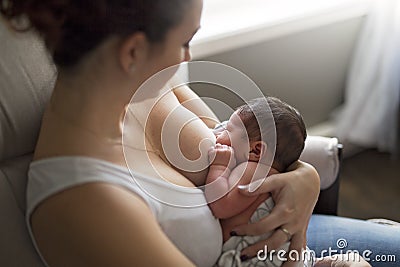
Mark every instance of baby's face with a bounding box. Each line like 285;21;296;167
215;111;250;164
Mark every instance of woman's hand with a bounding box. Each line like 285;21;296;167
233;161;320;267
315;253;372;267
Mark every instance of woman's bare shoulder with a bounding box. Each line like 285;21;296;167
31;182;194;267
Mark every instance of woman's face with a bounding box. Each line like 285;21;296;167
141;0;203;82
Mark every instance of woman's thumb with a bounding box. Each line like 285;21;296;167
314;257;334;267
238;176;281;195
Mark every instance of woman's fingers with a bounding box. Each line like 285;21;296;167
232;208;291;236
239;226;293;259
281;233;304;267
238;228;306;266
313;257;331;267
234;162;321;266
238;175;283;195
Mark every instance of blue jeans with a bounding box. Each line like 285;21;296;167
307;215;400;267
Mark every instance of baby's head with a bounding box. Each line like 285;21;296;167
217;97;306;172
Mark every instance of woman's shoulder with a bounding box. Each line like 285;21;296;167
27;156;161;219
29;180;195;267
34;108;126;162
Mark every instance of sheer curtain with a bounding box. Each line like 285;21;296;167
334;0;400;155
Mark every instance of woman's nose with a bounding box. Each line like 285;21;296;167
216;131;231;146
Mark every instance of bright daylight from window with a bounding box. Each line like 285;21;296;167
192;0;371;59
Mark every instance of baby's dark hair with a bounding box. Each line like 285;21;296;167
237;97;307;172
0;0;193;68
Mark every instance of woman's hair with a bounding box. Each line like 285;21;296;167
0;0;193;67
237;97;307;172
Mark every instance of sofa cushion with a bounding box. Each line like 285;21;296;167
0;155;44;266
0;17;54;267
0;17;55;162
300;135;340;190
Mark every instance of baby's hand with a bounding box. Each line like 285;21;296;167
208;143;236;169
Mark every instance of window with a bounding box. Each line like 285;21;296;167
191;0;371;59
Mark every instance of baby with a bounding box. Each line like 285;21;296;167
205;97;313;267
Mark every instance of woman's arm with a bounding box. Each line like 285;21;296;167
31;183;195;267
234;161;320;267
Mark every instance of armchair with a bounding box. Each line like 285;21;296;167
0;19;341;267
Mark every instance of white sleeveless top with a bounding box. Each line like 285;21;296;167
26;157;223;267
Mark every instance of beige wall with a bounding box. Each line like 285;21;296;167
191;17;365;127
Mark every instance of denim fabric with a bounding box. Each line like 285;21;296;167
307;215;400;267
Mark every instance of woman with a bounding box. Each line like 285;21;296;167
0;1;394;267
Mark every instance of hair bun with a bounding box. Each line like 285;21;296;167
27;0;69;51
1;0;68;50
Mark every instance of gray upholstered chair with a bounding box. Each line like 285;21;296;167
0;18;56;266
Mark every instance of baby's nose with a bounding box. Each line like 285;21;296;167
216;131;231;146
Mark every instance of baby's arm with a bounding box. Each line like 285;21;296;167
205;144;237;204
206;145;269;219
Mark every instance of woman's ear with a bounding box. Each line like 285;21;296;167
119;32;148;74
249;141;267;162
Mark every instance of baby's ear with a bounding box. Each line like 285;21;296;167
249;141;267;161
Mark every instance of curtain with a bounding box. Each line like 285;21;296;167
334;0;400;155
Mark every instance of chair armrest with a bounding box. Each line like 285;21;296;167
313;169;340;215
313;143;343;215
300;136;343;215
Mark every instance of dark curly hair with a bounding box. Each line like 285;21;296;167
237;97;307;172
0;0;194;67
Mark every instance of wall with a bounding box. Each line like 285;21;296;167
191;17;365;127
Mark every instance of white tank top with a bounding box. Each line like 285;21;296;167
26;156;222;267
